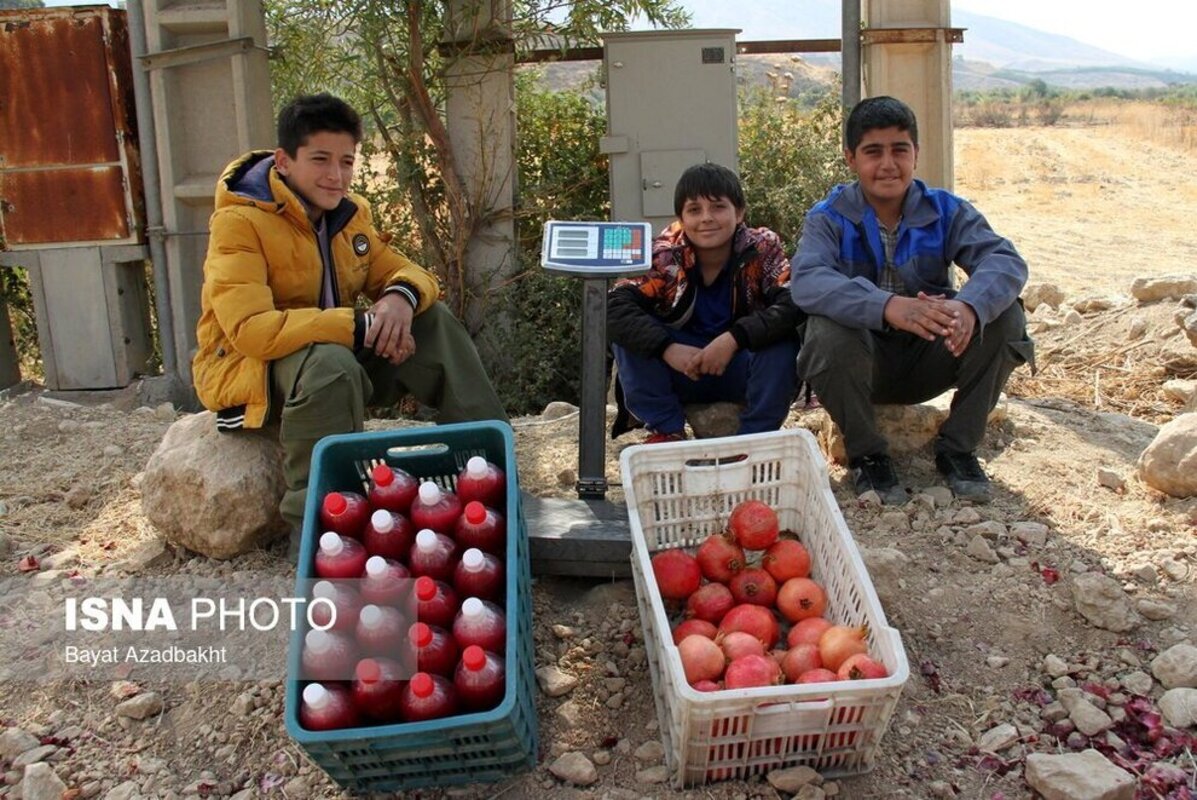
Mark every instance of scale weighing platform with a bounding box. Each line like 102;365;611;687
541;220;652;277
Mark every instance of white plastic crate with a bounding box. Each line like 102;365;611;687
621;429;909;787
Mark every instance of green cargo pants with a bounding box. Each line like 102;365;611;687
270;302;508;535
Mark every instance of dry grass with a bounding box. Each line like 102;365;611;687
1072;99;1197;153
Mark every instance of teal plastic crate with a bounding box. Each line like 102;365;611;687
284;421;539;792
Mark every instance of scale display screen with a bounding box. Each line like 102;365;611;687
541;220;653;277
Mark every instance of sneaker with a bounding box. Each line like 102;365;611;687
935;450;992;503
849;453;907;505
644;430;687;445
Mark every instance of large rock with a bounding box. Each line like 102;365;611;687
1024;750;1134;800
684;401;743;439
1138;413;1197;498
1023;282;1066;312
21;762;68;800
141;412;287;559
821;391;1007;464
1151;643;1197;689
1071;573;1139;633
1177;308;1197;348
1131;274;1197;304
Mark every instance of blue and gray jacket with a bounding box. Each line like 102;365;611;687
791;179;1027;330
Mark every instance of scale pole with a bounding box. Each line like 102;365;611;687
577;277;610;498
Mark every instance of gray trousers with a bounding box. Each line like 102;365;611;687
797;303;1032;461
269;302;508;530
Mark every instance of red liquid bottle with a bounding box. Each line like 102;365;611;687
409;622;458;677
362;509;414;561
400;672;458;722
355;604;410;658
314;532;368;580
319;491;370;539
454;645;505;712
456;456;506;510
351;657;406;723
301;629;358;681
359;555;410;607
414;575;458;629
453;597;506;655
310;580;361;632
368;463;419;514
299;682;360;731
453;547;504;603
454;501;506;557
410;482;462;534
410;529;458;581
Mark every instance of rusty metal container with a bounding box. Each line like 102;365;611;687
0;6;145;249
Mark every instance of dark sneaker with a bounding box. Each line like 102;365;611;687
935;450;992;503
849;453;907;505
644;430;687;445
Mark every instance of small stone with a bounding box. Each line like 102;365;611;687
1120;671;1154;695
115;691;163;720
1024;749;1134;800
794;785;826;800
977;723;1020;752
104;781;141;800
633;740;665;763
1072;573;1140;632
555;700;583;729
551;624;575;639
282;776;309;799
0;729;40;760
65;484;92;510
605;692;624;709
136;757;165;775
878;510;910;531
154;402;177;422
923;486;954;507
13;745;58;770
21;762;68;800
1059;688;1114;736
231;692;255;716
1096;468;1125;492
927;780;955;799
548;752;598;785
857;489;882;507
1159;688;1197;728
1137;598;1176;621
766;765;822;793
1132;564;1158;583
1151;643;1197;689
634;765;670;784
1011;521;1049;547
542;401;578;421
1064;309;1084;325
952;507;982;524
986;655;1010;669
535;665;579;697
1162;559;1189;581
966;535;999;563
591;750;612;766
103;444;125;458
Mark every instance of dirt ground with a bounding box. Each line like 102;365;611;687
1;117;1195;800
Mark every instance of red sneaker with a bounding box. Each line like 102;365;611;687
644;431;687;445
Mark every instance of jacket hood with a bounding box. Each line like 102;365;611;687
214;150;360;234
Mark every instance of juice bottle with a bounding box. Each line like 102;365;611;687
456;456;506;510
400;672;458;722
452;597;506;655
359;555;411;607
351;657;406;723
319;491;370;539
414;575;458;629
362;509;414;561
454;645;505;712
409;529;458;581
368;463;419;514
410;482;462;534
409;622;458;677
298;682;360;731
313;532;368;580
309;580;361;632
453;547;504;603
454;501;506;556
301;628;358;681
355;604;410;658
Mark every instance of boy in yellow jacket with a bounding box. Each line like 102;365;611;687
193;93;506;552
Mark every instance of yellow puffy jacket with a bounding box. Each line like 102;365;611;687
192;151;440;430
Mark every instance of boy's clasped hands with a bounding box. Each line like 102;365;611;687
663;332;740;380
883;291;977;357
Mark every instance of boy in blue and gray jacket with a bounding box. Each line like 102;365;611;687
792;96;1033;504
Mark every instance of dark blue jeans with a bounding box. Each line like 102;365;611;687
612;329;799;436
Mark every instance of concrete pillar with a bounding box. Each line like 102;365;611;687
443;0;517;334
861;0;957;190
0;299;20;390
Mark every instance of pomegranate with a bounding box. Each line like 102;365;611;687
672;618;718;645
677;634;725;685
718;631;765;662
796;668;839;684
692;679;721;692
728;568;778;607
723;653;781;689
685;583;734;624
786;616;833;648
776;577;827;623
727;499;779;551
780;643;823;682
818;625;869;671
717;603;779;650
837;653;888;681
695;533;745;583
761;538;811;582
650;549;701;601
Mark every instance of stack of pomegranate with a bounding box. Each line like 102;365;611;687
651;499;888;691
298;456;512;731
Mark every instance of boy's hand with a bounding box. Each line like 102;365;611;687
663;343;703;379
366;293;416;365
883;292;957;341
690;333;738;378
938;298;977;356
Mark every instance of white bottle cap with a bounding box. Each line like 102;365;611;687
467;456;487;477
305;629;330;653
415;529;438;551
418;481;442;505
302;682;329;708
359;604;381;627
370;509;394;532
319;532;343;554
365;556;388;578
461;597;483;617
312;580;336;600
462;548;484;571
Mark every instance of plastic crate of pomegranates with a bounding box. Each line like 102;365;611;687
620;429;909;787
283;421;538;792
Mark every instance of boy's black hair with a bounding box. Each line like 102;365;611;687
276;93;363;156
844;96;919;152
674;163;746;217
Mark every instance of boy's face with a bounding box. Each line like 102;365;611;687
679;194;744;253
845;126;918;210
274;130;357;217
